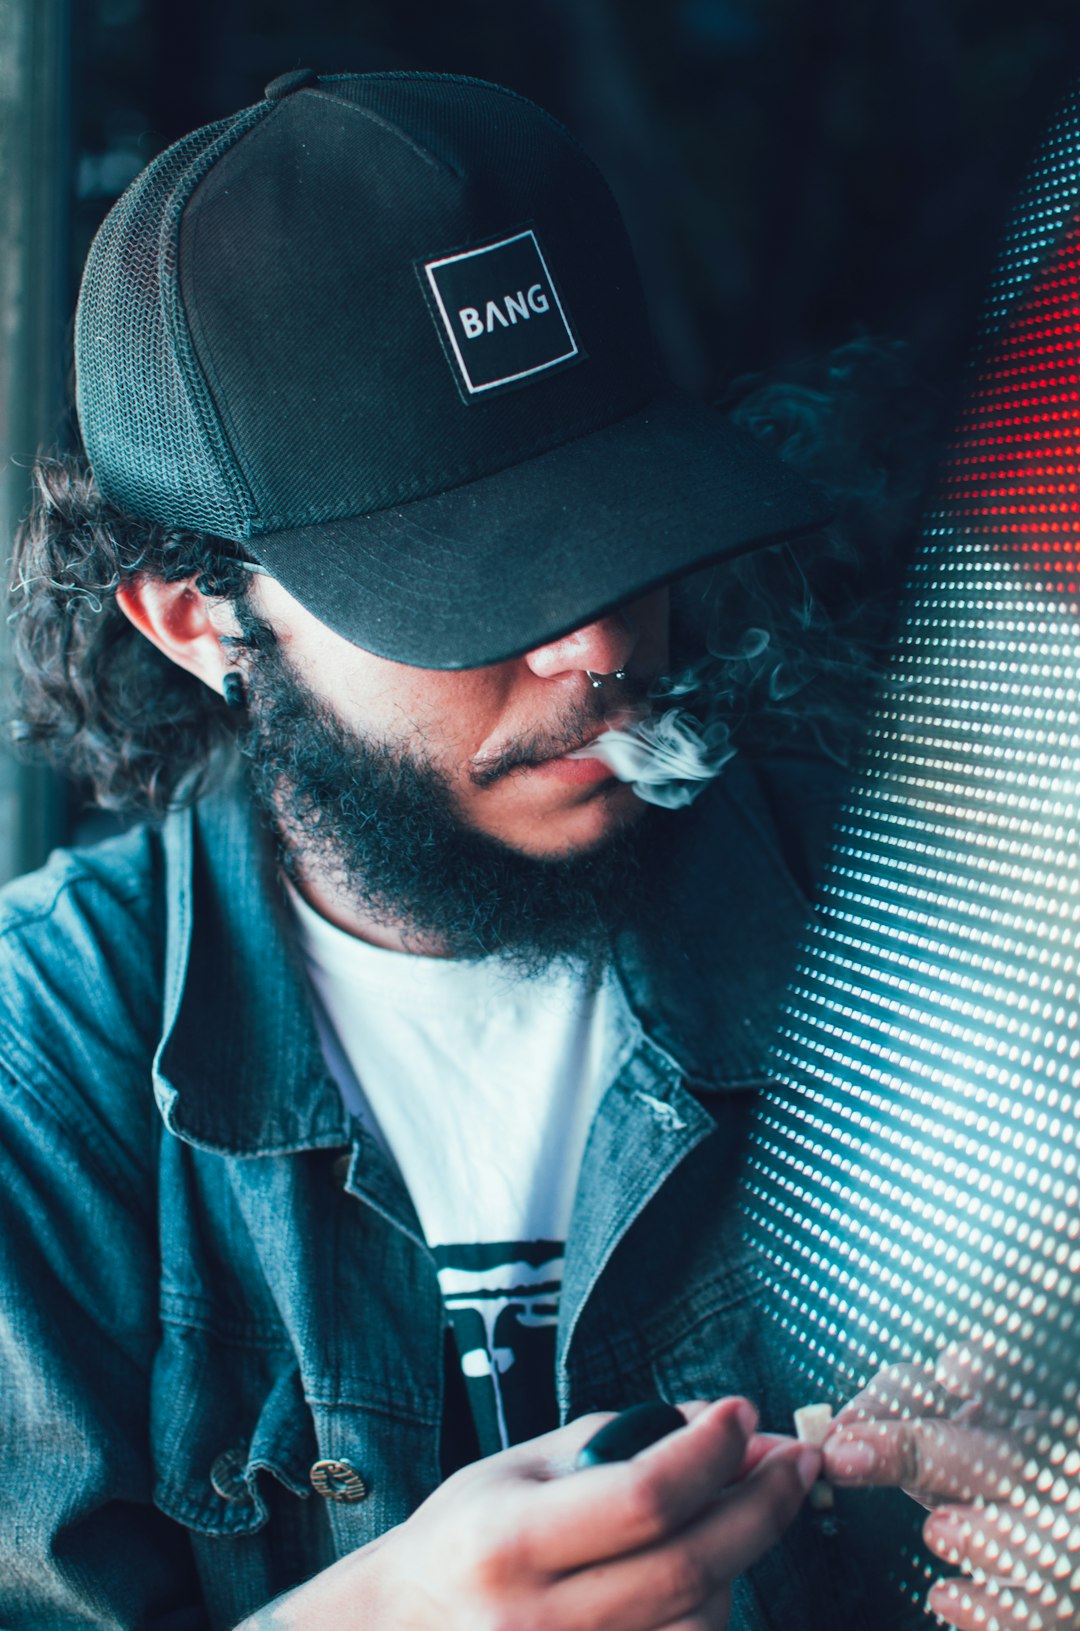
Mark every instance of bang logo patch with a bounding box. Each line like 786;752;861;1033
422;229;581;398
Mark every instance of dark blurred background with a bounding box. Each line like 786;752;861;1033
72;0;1080;403
3;0;1080;876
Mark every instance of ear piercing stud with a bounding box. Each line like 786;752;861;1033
222;670;247;710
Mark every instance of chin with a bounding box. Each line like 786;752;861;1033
510;782;647;861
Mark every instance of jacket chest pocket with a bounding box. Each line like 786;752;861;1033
150;1319;318;1538
149;1313;439;1565
646;1253;812;1434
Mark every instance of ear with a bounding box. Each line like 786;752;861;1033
115;577;236;698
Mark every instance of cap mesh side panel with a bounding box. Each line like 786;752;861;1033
75;111;264;537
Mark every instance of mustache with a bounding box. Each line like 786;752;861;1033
468;678;649;789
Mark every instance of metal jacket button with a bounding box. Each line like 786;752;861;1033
310;1458;369;1502
210;1447;249;1501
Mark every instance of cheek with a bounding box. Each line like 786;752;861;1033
370;675;510;769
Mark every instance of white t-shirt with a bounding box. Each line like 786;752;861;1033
288;883;614;1451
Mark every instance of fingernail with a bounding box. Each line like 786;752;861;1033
827;1437;878;1478
796;1449;822;1491
923;1511;962;1561
926;1581;959;1616
735;1399;758;1438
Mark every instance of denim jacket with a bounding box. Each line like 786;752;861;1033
0;752;911;1630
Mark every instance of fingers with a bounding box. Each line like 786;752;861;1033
498;1401;716;1477
655;1584;732;1631
516;1397;760;1575
923;1502;1080;1599
740;1433;795;1477
935;1342;999;1400
933;1337;1040;1415
927;1574;1078;1631
838;1346;1043;1438
484;1408;622;1477
376;1402;807;1631
547;1439;818;1631
685;1440;819;1581
832;1361;949;1429
823;1418;1025;1503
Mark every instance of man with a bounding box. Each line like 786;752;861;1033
1;69;886;1630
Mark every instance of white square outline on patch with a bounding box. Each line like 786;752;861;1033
424;229;579;395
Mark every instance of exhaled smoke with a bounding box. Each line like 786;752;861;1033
569;623;781;807
575;338;921;809
569;704;736;808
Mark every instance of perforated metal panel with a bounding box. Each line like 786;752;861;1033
740;81;1080;1613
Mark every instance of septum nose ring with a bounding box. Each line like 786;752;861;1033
587;669;627;689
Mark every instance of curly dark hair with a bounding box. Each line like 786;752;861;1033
6;453;257;813
5;338;930;816
680;334;934;764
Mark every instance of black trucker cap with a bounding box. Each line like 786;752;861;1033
75;68;827;668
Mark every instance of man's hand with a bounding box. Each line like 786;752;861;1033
238;1396;819;1631
822;1348;1080;1631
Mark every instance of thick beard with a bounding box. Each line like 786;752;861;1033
234;629;658;975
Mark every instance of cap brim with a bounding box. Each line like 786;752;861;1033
246;393;830;668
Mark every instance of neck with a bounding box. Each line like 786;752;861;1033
287;861;456;956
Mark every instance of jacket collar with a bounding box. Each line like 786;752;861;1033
611;753;816;1093
154;754;816;1153
154;767;351;1155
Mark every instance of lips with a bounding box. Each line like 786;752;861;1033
528;752;616;785
470;708;643;788
536;730;603;766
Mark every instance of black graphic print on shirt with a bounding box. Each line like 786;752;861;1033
433;1239;562;1457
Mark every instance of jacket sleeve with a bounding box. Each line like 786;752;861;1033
0;845;210;1630
0;1050;209;1631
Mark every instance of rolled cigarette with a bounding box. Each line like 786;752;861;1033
794;1403;834;1510
793;1403;833;1446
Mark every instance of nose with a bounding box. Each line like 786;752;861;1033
523;610;637;682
